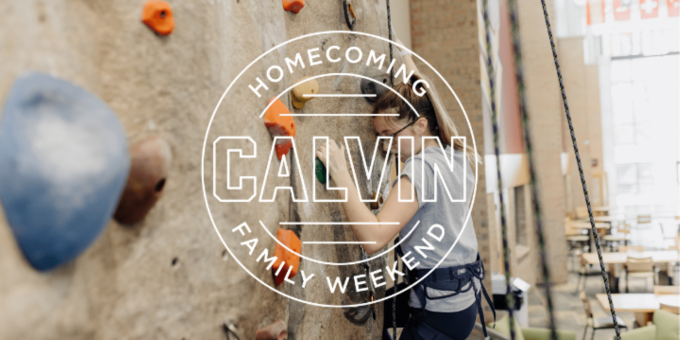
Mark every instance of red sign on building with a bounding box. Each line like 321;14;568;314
614;0;632;20
587;0;605;24
669;0;680;16
639;0;659;18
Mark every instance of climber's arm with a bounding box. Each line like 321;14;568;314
316;140;418;255
391;28;420;82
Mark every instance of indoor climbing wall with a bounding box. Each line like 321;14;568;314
0;0;396;339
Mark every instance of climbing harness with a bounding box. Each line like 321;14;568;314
536;1;621;339
407;254;496;339
480;0;515;338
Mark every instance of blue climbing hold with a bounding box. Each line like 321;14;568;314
0;72;130;271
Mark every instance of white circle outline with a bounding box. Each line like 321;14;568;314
258;219;421;266
201;31;480;308
258;73;420;119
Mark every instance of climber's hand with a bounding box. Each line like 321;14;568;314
316;139;348;179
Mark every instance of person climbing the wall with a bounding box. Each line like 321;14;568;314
315;31;494;340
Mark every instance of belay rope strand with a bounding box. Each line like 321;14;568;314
537;1;621;339
392;237;399;339
505;0;559;338
480;0;515;338
385;1;398;338
386;0;395;85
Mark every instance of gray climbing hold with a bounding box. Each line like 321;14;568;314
360;73;392;104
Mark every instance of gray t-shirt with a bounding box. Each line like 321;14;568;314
391;144;479;313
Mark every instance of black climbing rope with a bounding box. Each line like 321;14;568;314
386;0;395;84
480;0;515;338
392;237;399;339
536;1;621;339
505;0;558;338
385;1;397;337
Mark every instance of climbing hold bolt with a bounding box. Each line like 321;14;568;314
142;0;174;36
282;0;305;14
255;320;287;340
343;0;356;30
223;318;243;340
360;73;392;104
0;72;130;271
264;98;296;160
114;136;172;225
291;77;319;109
272;228;301;286
315;140;341;185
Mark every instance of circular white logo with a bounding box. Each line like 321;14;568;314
202;31;478;308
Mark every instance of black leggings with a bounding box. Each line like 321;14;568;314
382;283;478;340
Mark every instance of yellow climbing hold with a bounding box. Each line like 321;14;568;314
291;77;319;109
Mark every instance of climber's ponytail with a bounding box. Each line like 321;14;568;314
372;73;479;165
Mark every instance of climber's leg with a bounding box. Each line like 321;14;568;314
401;303;478;340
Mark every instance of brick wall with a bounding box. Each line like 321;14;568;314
559;37;598;211
515;0;569;283
409;0;494;322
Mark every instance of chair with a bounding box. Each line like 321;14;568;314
636;214;652;228
624;257;657;292
574;256;604;293
487;313;577;340
579;291;627;340
565;218;589;271
619;245;644;253
576;206;589;219
603;223;630;251
653;285;680;295
665;245;680;285
660;302;680;314
620;309;679;340
659;223;678;248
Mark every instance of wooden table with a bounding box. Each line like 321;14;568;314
581;251;679;293
593;216;623;223
575;216;636;223
567;221;611;230
582;251;680;266
592;206;614;217
567;221;612;254
596;293;680;325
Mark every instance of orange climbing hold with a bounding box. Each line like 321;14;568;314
264;98;296;160
282;0;305;14
141;0;174;36
272;228;301;286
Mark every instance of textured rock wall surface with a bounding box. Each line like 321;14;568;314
0;1;397;339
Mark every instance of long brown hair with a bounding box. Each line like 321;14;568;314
373;73;479;165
